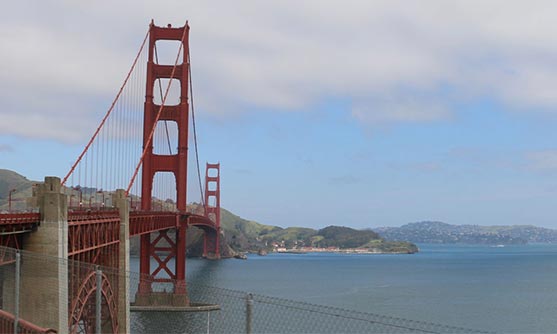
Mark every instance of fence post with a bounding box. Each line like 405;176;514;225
206;311;210;334
96;267;102;334
246;293;253;334
14;251;20;334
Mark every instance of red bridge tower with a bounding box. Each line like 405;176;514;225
137;21;190;306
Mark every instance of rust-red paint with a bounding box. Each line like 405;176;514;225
138;21;190;298
203;163;221;258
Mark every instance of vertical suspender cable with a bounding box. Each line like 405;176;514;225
84;151;88;207
61;27;150;186
118;80;125;187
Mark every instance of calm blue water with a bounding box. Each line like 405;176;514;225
166;244;557;333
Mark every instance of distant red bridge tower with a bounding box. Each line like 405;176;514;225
203;163;221;259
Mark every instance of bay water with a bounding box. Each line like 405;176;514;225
131;244;557;333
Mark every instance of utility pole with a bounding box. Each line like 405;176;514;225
8;188;16;212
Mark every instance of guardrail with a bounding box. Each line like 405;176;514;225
0;305;57;333
0;213;40;226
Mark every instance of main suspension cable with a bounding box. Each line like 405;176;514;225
188;48;206;208
62;27;150;186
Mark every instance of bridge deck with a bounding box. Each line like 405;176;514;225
0;213;40;235
0;211;216;253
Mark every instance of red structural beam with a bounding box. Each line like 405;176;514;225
1;211;217;258
129;211;178;236
68;217;120;257
1;211;217;234
0;213;40;248
0;213;40;225
187;214;216;229
0;309;57;334
68;210;119;222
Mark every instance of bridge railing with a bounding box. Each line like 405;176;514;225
0;213;40;225
0;310;57;334
68;210;120;222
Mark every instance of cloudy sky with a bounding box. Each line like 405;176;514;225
2;1;557;228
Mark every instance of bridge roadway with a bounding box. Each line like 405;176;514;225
0;210;215;253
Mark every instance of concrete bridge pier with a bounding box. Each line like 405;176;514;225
113;189;130;334
21;176;69;333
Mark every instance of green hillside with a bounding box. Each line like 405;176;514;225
260;227;316;248
220;208;275;251
0;169;418;255
316;226;380;248
218;212;418;254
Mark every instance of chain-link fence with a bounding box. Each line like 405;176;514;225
0;246;125;334
0;247;62;334
129;273;491;334
0;246;492;334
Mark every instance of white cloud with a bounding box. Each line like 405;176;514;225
352;94;451;124
526;150;557;171
4;1;557;141
0;144;13;152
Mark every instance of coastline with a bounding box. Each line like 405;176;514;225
275;247;417;255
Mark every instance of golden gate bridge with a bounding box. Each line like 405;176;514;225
0;20;220;333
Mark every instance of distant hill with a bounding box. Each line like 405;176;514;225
0;169;36;211
0;169;411;254
184;207;281;257
213;219;418;254
315;226;380;248
375;221;557;245
312;226;418;253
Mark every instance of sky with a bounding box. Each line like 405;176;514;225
2;1;557;229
